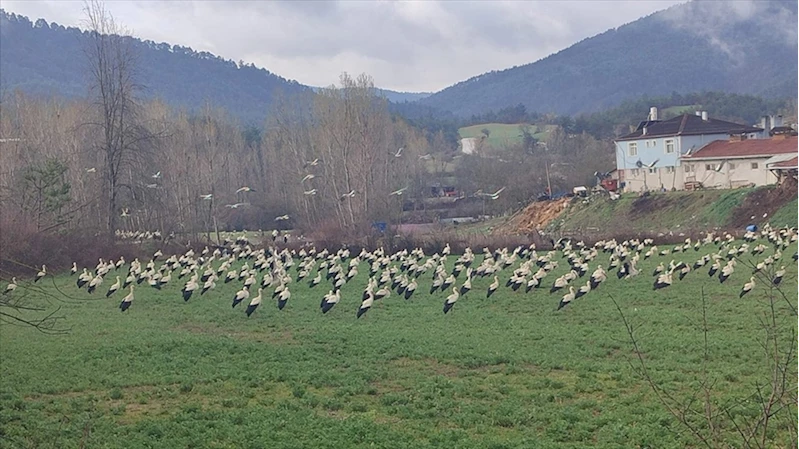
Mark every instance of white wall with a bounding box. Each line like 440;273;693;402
682;157;779;189
619;166;681;192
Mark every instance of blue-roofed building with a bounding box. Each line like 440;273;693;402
614;108;762;192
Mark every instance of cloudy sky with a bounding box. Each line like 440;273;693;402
2;0;686;92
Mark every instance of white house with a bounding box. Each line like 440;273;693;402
680;134;797;189
614;108;763;192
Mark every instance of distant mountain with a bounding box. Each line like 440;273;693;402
0;10;315;122
419;0;798;117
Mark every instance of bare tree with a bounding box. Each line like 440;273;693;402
611;265;797;449
83;0;155;234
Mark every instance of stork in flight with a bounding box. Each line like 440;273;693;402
394;147;403;158
225;203;249;209
152;171;162;179
200;194;213;200
236;186;255;194
477;187;506;200
121;208;130;217
390;187;408;196
302;174;315;183
275;214;290;221
340;190;356;200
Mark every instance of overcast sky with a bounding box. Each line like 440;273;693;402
2;0;686;92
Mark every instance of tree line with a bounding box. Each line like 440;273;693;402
0;2;440;240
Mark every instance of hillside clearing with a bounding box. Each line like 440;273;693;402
458;123;552;150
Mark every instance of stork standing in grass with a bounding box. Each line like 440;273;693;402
245;288;263;317
4;278;17;295
357;291;374;318
443;287;459;314
739;277;755;298
34;265;46;283
105;276;121;297
486;276;499;298
119;285;134;312
557;287;576;310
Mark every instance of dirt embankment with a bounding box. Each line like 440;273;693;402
499;198;570;235
729;179;798;228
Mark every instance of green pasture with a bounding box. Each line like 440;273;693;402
1;241;796;448
458;123;552;150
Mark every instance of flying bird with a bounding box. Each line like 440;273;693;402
390;187;408;196
152;171;161;179
236;186;255;194
394;147;404;158
340;190;356;200
478;187;506;200
200;194;213;200
225;203;249;209
418;154;432;160
145;183;158;189
302;174;315;183
275;214;290;221
304;189;318;196
85;167;97;173
121;208;130;218
304;158;320;168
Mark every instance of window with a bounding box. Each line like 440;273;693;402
751;162;759;169
631;168;640;176
649;167;657;174
684;164;694;173
665;139;675;154
728;163;735;170
651;140;657;147
628;142;638;156
666;166;675;173
705;164;716;171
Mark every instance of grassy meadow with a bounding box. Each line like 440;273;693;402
458;124;552;150
1;241;797;448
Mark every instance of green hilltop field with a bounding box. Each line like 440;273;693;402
458;123;553;150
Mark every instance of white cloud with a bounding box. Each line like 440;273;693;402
1;0;686;92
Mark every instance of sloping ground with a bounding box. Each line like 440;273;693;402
543;185;797;237
729;179;798;228
497;198;571;235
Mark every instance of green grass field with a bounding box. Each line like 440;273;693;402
459;123;552;150
1;239;796;448
548;188;797;235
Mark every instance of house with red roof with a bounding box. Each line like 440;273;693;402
680;132;798;189
614;108;763;192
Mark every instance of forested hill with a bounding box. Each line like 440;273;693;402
419;0;798;117
0;10;310;123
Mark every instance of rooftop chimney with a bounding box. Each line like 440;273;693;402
772;114;783;128
649;107;658;121
695;111;702;117
701;111;708;121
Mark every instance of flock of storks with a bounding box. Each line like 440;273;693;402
6;225;796;317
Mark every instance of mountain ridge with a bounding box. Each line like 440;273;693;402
418;0;798;116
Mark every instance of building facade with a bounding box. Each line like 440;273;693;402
681;135;798;189
614;108;762;191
